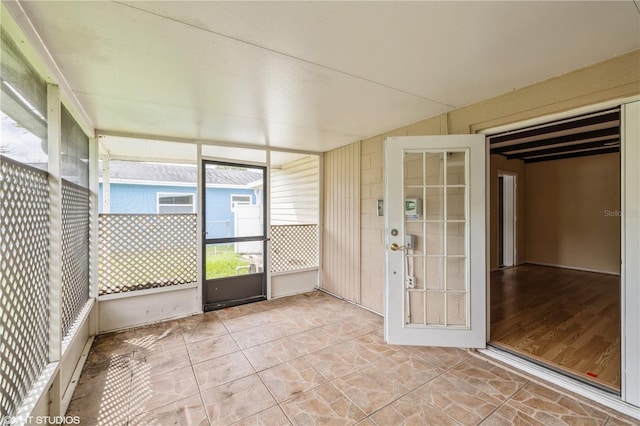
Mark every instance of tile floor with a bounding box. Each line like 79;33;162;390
67;291;636;425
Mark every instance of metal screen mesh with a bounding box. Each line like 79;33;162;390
0;157;50;418
61;180;90;337
98;214;197;295
270;224;319;273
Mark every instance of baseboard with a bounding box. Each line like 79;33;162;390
316;287;383;317
524;261;620;276
61;336;94;415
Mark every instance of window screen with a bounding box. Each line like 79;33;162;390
1;27;48;170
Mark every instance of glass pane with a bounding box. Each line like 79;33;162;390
404;187;423;217
404;153;423;186
412;256;425;289
425;222;443;255
425;152;444;185
408;291;425;325
446;222;465;256
446;258;466;290
447;187;465;220
446;151;466;185
160;195;193;205
425;188;444;220
447;292;466;325
206;243;263;280
425;291;445;325
425;257;444;290
205;164;264;239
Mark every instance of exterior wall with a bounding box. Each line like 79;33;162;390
271;156;319;225
204;187;256;238
360;137;385;312
525;153;621;274
322;50;640;314
99;183;196;213
98;183;255;237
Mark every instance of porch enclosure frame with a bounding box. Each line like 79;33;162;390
95;143;322;332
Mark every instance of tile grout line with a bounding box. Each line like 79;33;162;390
477;378;531;425
183;319;216;426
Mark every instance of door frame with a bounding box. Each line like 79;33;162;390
496;171;517;267
479;97;640;417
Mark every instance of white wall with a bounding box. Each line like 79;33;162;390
271;270;318;298
271;156;320;225
98;285;199;333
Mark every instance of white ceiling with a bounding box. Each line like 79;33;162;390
16;1;640;153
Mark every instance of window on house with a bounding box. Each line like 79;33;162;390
230;194;252;212
157;193;195;213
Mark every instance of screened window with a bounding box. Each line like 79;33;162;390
1;27;48;170
157;193;195;214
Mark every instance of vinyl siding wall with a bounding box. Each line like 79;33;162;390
271;156;319;225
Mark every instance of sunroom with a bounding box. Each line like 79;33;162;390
1;1;640;425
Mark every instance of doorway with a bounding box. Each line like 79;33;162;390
497;172;516;268
487;108;622;393
202;160;267;311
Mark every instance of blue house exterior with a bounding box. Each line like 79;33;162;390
98;183;255;238
99;161;260;238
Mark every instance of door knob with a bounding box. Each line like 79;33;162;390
390;243;405;251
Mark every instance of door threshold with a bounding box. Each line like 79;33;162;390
204;295;267;312
488;342;619;394
475;346;640;421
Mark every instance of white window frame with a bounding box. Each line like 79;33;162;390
157;192;195;214
230;193;252;212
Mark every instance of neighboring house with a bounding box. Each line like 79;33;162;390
98;161;260;238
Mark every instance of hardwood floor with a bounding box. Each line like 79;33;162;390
490;264;620;392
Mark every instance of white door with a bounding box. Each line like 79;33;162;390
384;135;486;347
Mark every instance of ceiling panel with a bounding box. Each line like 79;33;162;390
15;1;640;153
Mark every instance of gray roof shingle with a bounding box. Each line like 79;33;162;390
101;161;262;186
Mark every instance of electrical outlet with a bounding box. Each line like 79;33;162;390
405;276;415;289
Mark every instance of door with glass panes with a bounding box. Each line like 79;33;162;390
384;135;486;347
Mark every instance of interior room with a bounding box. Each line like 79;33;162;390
488;109;622;393
1;1;639;425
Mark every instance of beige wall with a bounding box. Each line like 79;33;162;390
322;143;361;303
322;50;639;314
525;153;621;274
490;155;526;270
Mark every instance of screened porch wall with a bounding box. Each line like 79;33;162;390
0;20;95;421
270;155;321;297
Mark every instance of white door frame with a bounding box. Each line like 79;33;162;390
479;97;640;418
497;171;517;267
